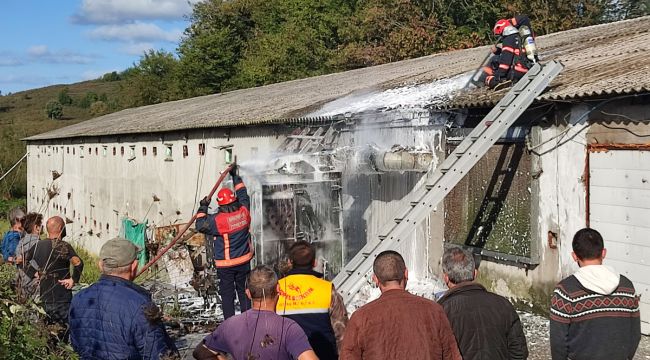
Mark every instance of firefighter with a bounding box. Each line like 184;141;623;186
196;165;253;319
483;15;537;89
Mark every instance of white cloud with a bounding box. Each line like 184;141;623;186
72;0;202;24
89;22;183;43
0;51;23;66
27;45;49;57
27;45;97;64
121;42;156;56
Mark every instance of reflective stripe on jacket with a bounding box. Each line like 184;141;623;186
196;175;253;268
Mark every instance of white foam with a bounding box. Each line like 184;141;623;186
312;72;472;117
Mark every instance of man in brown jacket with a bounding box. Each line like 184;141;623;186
340;250;462;360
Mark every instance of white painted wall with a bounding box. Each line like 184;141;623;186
27;128;283;255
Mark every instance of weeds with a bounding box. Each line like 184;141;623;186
73;245;101;284
0;264;78;360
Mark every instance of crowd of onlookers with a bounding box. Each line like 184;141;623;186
1;203;642;360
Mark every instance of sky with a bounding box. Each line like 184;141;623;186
0;0;201;94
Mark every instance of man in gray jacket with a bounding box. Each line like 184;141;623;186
438;247;528;360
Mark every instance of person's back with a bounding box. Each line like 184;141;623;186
70;275;176;359
202;309;312;360
69;237;176;360
439;284;527;359
344;289;458;360
193;265;317;360
550;228;640;360
277;241;348;359
438;247;527;360
340;251;460;360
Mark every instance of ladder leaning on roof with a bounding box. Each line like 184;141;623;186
333;60;564;305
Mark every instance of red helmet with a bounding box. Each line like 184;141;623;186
217;188;236;205
493;19;510;36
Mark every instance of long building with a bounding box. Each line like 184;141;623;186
25;16;650;332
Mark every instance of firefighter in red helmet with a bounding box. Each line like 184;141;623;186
196;165;253;319
482;15;537;89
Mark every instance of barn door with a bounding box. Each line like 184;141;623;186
589;148;650;335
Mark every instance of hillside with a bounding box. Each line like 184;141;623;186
0;78;128;201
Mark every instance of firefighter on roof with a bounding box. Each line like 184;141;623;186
482;15;538;89
196;164;253;319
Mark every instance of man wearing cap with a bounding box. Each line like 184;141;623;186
69;237;177;359
196;165;253;319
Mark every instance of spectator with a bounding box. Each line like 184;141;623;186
277;241;348;359
15;212;43;301
193;265;318;360
24;216;83;339
69;237;178;359
438;247;528;360
550;228;640;360
340;251;461;360
1;206;25;263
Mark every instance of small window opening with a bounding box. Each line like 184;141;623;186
199;143;205;156
113;147;116;156
95;147;98;155
142;147;147;156
225;148;233;164
120;146;124;156
183;145;189;158
165;145;173;161
152;146;158;157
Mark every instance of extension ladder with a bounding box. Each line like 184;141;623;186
333;60;564;304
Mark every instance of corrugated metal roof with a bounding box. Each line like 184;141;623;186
27;16;650;141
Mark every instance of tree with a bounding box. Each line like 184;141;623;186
45;100;63;120
127;50;180;106
58;87;73;105
89;101;108;116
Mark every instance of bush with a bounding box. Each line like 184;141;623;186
57;88;73;106
0;265;78;360
73;246;100;284
45;100;63;119
89;101;108;116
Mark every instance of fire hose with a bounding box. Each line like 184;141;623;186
135;163;235;278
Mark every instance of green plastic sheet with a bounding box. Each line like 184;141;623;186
121;218;148;269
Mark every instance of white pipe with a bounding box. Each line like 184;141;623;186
0;152;28;183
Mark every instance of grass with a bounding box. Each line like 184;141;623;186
73;245;101;285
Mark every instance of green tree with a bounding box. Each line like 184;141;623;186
45;100;63;119
127;50;180;106
57;87;73;105
101;71;121;81
89;100;108;116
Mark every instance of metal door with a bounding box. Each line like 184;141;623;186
589;148;650;334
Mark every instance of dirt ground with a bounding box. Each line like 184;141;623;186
520;312;650;360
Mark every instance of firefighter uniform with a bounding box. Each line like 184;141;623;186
196;174;253;319
277;268;339;359
484;15;535;89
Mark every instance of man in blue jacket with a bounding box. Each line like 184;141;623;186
1;207;24;263
69;237;177;359
196;165;253;319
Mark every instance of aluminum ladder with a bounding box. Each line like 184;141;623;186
333;60;564;304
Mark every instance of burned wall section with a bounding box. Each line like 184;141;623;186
444;143;532;258
337;115;446;278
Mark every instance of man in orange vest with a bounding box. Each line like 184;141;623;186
277;241;348;359
196;165;253;319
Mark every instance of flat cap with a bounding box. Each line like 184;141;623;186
100;237;139;268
